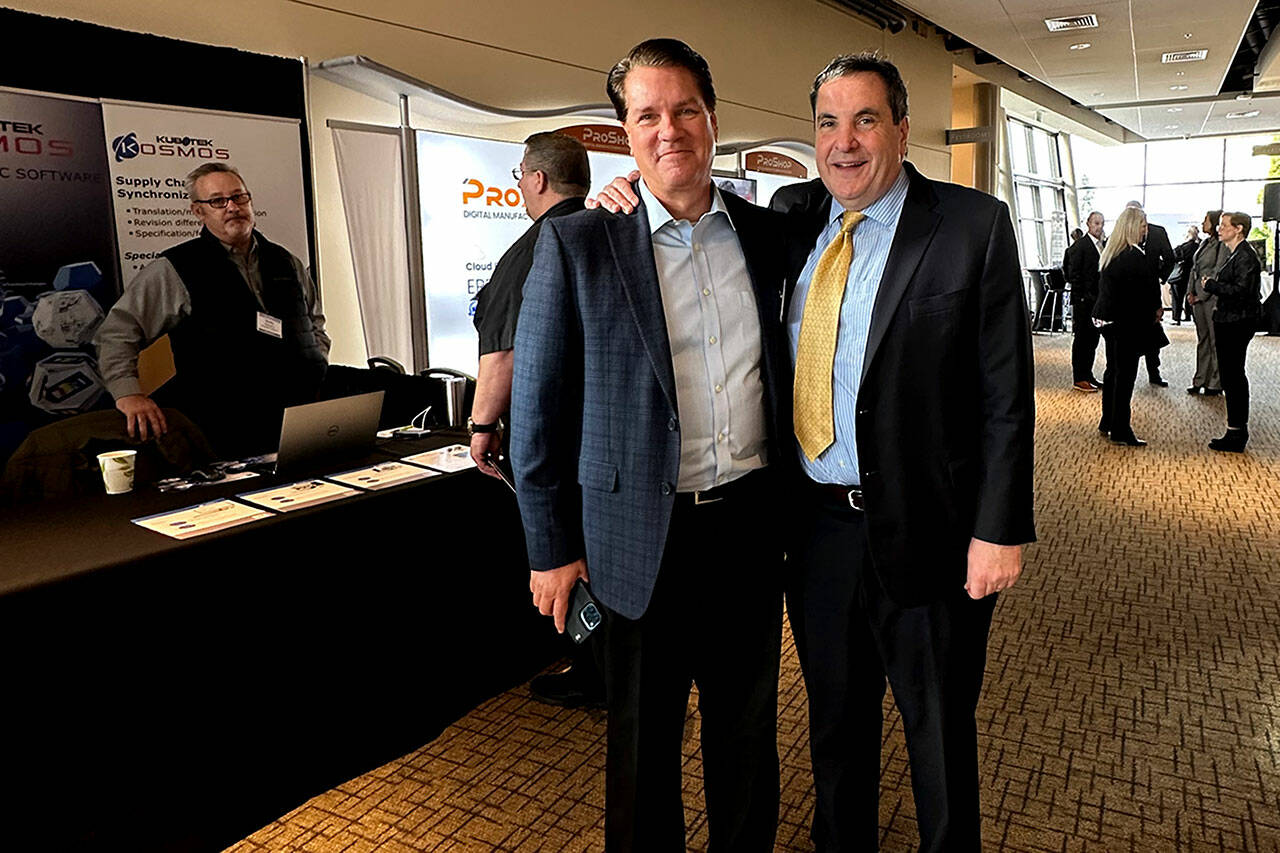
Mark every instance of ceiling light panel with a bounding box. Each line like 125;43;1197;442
1161;49;1208;63
1044;14;1099;31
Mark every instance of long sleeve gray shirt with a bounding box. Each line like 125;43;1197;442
94;236;330;399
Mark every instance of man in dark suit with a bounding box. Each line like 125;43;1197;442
510;38;792;852
1128;200;1174;385
773;54;1035;852
1063;211;1106;391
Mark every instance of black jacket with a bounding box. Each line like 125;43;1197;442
1062;235;1102;304
773;165;1035;607
1143;222;1176;282
1204;241;1263;324
1168;237;1199;287
1094;245;1160;339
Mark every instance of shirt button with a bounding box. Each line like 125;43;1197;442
717;433;726;443
715;384;723;393
702;288;711;296
694;243;702;252
838;460;845;467
709;335;717;345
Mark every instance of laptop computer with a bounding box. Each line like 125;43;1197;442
274;391;384;475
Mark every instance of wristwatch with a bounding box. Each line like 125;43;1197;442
467;416;503;436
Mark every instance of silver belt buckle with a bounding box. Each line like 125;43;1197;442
693;490;723;506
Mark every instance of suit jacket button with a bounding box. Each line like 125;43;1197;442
667;417;678;431
660;482;673;495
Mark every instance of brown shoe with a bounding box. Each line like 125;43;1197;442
1073;380;1099;392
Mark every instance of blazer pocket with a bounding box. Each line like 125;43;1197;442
577;459;619;493
909;288;967;319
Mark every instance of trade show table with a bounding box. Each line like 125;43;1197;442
0;431;560;851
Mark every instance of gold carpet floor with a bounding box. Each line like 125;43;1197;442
228;325;1280;852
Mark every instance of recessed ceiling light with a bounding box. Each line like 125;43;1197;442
1170;84;1189;90
1236;93;1253;100
1175;71;1186;77
1092;91;1104;97
1184;33;1193;39
1045;14;1098;31
1069;42;1091;50
1164;124;1180;129
1225;110;1260;119
1162;49;1208;63
1167;107;1183;112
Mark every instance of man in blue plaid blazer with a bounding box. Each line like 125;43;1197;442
511;39;796;853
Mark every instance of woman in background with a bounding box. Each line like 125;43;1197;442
1168;224;1200;325
1094;207;1161;446
1202;211;1263;452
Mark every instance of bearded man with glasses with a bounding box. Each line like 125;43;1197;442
95;162;329;456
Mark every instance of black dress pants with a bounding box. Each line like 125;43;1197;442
1214;319;1256;427
1071;298;1101;382
599;473;782;853
787;489;996;852
1099;325;1141;438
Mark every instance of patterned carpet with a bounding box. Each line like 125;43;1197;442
228;325;1280;852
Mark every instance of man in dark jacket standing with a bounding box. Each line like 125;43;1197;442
1063;211;1105;391
1127;201;1174;385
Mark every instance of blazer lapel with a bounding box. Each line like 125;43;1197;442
861;164;942;385
604;192;678;412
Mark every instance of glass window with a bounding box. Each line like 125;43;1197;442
1072;136;1145;188
1032;130;1058;179
1145;137;1223;184
1019;220;1046;268
1144;183;1225;220
1009;123;1031;175
1222;180;1268;217
1223;134;1279;181
1081;186;1145;222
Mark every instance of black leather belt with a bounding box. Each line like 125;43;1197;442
676;469;764;507
815;482;866;511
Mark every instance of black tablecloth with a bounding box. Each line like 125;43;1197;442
0;431;560;851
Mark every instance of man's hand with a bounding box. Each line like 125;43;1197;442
470;432;503;479
585;171;642;213
531;558;589;633
115;394;168;441
964;538;1022;600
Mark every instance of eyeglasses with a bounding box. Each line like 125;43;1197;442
193;191;252;209
511;166;538;182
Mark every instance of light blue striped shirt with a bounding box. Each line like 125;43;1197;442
787;167;910;485
639;179;766;491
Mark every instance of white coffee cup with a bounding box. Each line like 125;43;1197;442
97;450;137;495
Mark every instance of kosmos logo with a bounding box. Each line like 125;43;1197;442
0;119;74;157
111;131;230;163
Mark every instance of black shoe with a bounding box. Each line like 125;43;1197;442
1209;428;1248;453
529;665;606;709
1149;376;1169;387
1186;385;1202;395
1089;378;1104;389
1110;433;1147;447
1203;388;1223;396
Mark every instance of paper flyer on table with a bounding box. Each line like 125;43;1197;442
402;444;476;473
132;499;273;540
326;460;440;490
237;479;359;512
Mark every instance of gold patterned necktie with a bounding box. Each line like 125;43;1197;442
794;210;866;462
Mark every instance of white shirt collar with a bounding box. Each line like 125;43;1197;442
638;178;731;235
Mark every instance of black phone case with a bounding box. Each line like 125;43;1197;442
568;579;603;644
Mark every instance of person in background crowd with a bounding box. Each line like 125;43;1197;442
1070;227;1084;243
1094;206;1160;447
468;131;604;709
1168;225;1200;325
1063;211;1106;391
1202;211;1263;452
1187;210;1227;396
94;163;329;458
1125;200;1173;386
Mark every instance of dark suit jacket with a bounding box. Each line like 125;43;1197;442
1062;234;1102;304
775;164;1036;606
511;186;793;619
1205;241;1263;324
1094;245;1160;342
1143;222;1176;282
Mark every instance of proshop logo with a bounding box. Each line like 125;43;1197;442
462;178;522;207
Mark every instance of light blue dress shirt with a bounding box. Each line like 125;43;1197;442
787;167;910;485
639;179;767;492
